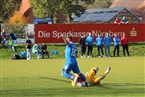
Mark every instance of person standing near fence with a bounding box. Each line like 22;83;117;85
121;34;130;56
113;34;120;57
7;36;15;52
85;33;94;58
1;29;7;46
96;34;104;57
114;17;121;24
32;42;41;59
79;34;86;58
121;16;128;24
26;36;32;60
41;43;49;59
104;33;111;57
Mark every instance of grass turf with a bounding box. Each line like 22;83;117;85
0;56;145;97
0;43;145;60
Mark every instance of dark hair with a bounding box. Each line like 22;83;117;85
68;35;73;41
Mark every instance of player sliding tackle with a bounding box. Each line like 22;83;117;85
61;34;90;86
71;67;111;87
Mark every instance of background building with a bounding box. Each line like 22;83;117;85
73;8;141;24
18;0;144;24
110;0;145;23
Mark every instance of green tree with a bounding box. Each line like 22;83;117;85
0;0;22;22
58;0;86;23
82;0;95;4
30;0;59;23
93;0;112;8
30;0;94;24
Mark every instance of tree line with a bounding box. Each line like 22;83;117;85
0;0;112;24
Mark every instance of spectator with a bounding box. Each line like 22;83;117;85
79;34;86;58
26;36;32;60
32;42;41;59
104;33;111;57
0;35;2;46
113;34;120;57
121;34;130;56
10;31;14;39
114;17;121;24
20;51;26;59
1;29;7;46
41;43;49;59
121;16;128;24
7;36;15;52
96;34;104;57
9;31;16;40
85;33;94;58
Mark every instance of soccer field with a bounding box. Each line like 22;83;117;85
0;56;145;97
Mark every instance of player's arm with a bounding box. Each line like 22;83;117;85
118;38;120;42
61;34;70;45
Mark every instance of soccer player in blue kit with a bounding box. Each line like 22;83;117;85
61;34;90;86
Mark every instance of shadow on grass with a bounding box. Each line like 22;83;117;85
39;77;70;83
1;82;144;97
103;83;145;86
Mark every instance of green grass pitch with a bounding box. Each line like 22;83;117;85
0;56;145;97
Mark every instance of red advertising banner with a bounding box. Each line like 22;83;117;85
35;24;145;43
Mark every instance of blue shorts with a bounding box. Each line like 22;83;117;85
62;62;80;74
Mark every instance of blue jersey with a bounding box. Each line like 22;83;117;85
104;36;111;46
65;42;77;63
96;37;103;46
113;36;120;46
85;36;94;46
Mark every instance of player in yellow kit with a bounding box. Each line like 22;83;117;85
71;67;111;87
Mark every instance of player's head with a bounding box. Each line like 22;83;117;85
106;33;109;36
88;33;91;36
2;29;5;32
81;34;85;38
114;34;117;37
122;33;125;37
98;34;101;37
35;42;38;45
93;67;99;71
67;35;73;41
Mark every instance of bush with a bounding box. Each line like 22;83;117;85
1;24;26;34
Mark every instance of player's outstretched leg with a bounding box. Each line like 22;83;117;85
94;67;111;84
62;68;79;86
105;67;111;74
100;67;111;79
